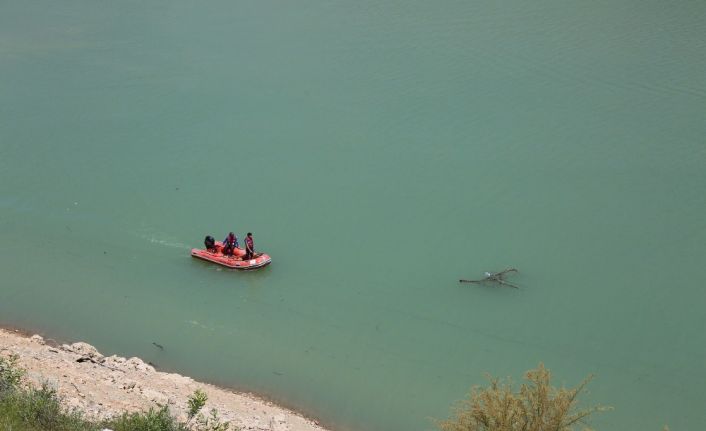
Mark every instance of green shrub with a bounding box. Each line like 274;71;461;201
437;363;608;431
0;354;24;394
194;408;230;431
188;389;208;422
105;406;188;431
0;380;94;431
0;356;234;431
19;382;66;428
186;389;232;431
105;390;234;431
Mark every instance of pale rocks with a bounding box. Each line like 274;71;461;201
65;342;104;361
30;334;45;345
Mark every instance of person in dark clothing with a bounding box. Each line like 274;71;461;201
244;232;255;259
222;232;238;256
204;235;216;252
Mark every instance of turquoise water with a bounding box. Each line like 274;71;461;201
2;1;706;430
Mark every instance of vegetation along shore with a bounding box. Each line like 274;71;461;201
0;327;672;430
0;328;329;431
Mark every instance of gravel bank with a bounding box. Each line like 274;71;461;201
0;328;330;431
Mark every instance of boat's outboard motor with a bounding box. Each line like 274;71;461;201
204;235;216;250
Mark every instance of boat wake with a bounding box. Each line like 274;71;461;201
145;236;190;250
131;231;191;250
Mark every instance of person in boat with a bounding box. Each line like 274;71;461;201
244;232;255;259
222;232;239;256
204;235;216;252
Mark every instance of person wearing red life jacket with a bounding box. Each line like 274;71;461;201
222;232;238;256
244;232;255;259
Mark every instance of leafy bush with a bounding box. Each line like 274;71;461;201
186;389;231;431
437;364;608;431
105;406;187;431
0;357;236;431
105;389;232;431
188;389;208;422
0;379;93;431
0;354;24;394
195;408;230;431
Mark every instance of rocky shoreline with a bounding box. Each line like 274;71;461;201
0;328;330;431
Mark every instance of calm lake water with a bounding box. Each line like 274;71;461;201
1;1;705;430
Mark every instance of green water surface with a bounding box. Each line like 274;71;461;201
1;1;705;430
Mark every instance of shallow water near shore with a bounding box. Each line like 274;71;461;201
1;1;706;430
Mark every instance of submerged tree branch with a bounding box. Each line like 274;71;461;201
460;268;520;288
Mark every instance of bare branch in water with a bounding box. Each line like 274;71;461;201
459;268;520;288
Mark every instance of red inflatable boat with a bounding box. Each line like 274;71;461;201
191;241;272;270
